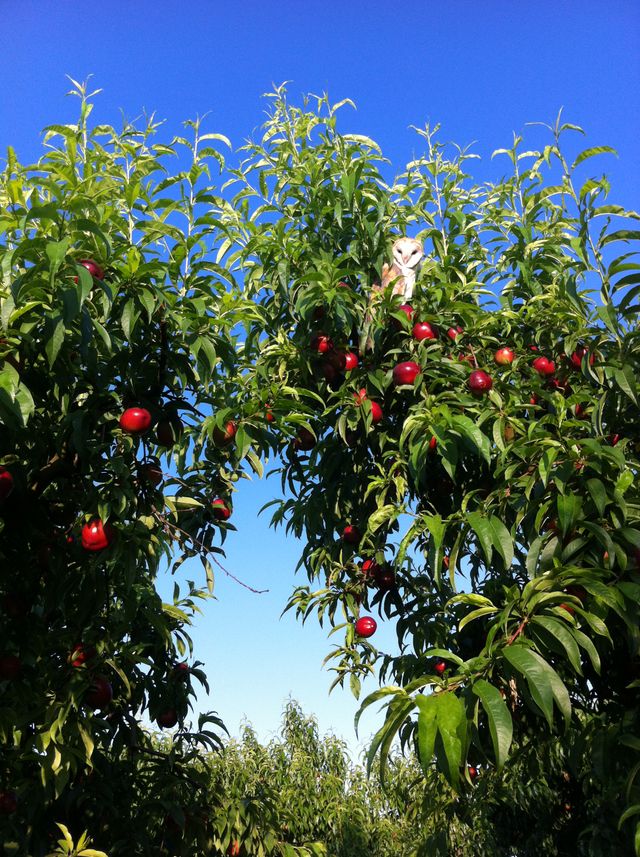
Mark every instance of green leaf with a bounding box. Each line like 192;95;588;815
557;493;581;537
615;366;637;403
531;616;582;674
368;504;398;532
466;511;493;564
458;606;499;632
45;316;65;367
502;644;571;728
473;679;513;768
416;692;467;786
571;146;617;169
489;516;514;567
586;478;608;516
434;692;467;786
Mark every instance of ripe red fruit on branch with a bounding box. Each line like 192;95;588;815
70;644;97;668
532;356;555;377
0;790;18;815
0;467;14;500
468;370;493;395
353;389;383;424
468;765;479;781
0;654;22;680
392;361;421;386
172;662;190;681
227;841;241;857
398;304;414;320
81;519;115;552
157;708;179;729
494;347;515;365
119;407;152;435
373;565;396;592
447;326;462;341
85;676;113;710
343;351;359;371
434;659;447;676
354;616;377;638
361;559;381;581
310;332;334;354
293;428;316;451
212;419;238;446
211;498;231;521
429;436;438;451
412;322;437;341
156;418;183;447
569;345;595;369
76;259;105;280
140;461;163;486
342;525;362;545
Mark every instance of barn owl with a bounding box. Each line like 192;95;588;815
378;236;424;301
362;237;424;350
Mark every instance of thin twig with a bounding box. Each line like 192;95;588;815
152;509;269;594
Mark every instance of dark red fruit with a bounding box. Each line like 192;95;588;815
468;370;493;395
211;498;231;521
156;418;183;447
398;304;414;320
532;356;555;377
81;519;115;552
494;347;514;365
468;766;479;780
392;361;421;386
343;351;359;371
77;259;105;280
447;327;461;341
119;407;152;435
157;708;179;728
212;420;238;447
373;565;395;591
310;333;334;354
353;389;383;424
265;406;275;423
434;659;447;676
0;467;14;500
342;525;361;545
172;662;190;681
412;321;437;341
293;428;316;451
354;616;377;638
429;436;437;451
0;654;22;681
81;518;115;551
85;676;113;710
569;346;595;369
141;461;163;486
70;644;97;668
0;790;18;815
227;841;241;857
361;559;381;581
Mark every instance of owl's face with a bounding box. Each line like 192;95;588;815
392;237;423;269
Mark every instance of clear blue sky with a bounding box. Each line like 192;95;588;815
2;0;639;756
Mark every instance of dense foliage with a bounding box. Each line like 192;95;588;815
228;88;640;855
1;82;640;854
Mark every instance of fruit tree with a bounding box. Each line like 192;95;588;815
227;88;640;855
